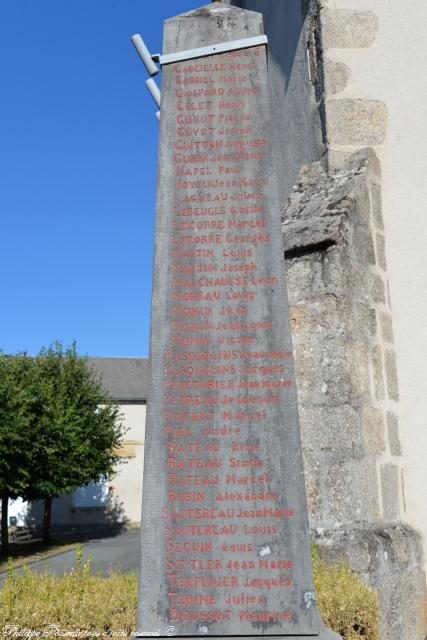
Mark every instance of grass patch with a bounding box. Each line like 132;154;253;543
0;550;137;637
0;547;380;639
0;540;78;573
313;547;380;640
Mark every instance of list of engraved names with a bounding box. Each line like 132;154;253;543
160;47;297;630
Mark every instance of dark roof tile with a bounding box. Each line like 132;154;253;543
85;357;148;402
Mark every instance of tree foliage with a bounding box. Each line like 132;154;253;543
0;343;125;554
0;353;36;500
23;343;124;501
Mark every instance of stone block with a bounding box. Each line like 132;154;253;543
372;344;385;401
326;149;353;171
354;182;372;222
313;525;427;640
370;182;384;230
302;451;322;523
387;412;402;456
345;341;370;397
350;301;375;341
385;349;399;400
286;248;347;303
345;262;371;301
380;311;394;344
375;232;387;270
321;249;348;297
314;339;369;404
387;279;392;307
326;99;387;146
299;404;362;453
286;253;325;302
321;9;379;49
289;305;306;336
352;222;376;265
401;468;407;513
324;58;350;94
349;147;382;181
325;456;380;525
294;337;369;406
290;296;351;338
369;308;377;337
362;406;385;452
381;463;400;521
370;272;386;303
293;336;324;398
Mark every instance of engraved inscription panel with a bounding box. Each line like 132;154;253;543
138;42;317;638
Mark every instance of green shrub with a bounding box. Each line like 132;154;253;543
0;554;137;636
313;547;380;640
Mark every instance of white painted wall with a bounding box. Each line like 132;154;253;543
111;403;146;524
328;0;427;565
40;402;146;528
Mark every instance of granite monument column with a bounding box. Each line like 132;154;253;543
137;4;340;639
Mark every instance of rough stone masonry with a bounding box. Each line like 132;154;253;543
282;149;427;640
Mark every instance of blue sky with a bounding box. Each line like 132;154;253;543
0;0;198;357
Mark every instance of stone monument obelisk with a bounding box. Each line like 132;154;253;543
137;4;340;639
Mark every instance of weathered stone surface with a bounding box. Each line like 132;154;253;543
282;152;382;257
344;342;370;396
289;297;349;338
384;349;399;401
353;182;372;222
326;99;387;146
290;296;370;342
387;412;402;456
282;163;349;254
368;308;377;337
370;182;384;230
362;406;385;453
138;4;337;638
281;152;427;639
314;525;427;640
286;253;330;302
323;58;350;94
282;151;426;640
370;273;385;303
380;311;394;344
299;405;361;453
325;457;380;525
372;344;385;401
321;9;378;49
375;232;387;270
352;223;376;265
381;463;400;521
303;450;322;523
294;337;369;406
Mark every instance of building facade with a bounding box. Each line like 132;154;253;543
30;358;147;532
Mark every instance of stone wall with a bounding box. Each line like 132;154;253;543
311;0;427;589
282;149;427;639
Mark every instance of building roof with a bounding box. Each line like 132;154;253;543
85;357;149;402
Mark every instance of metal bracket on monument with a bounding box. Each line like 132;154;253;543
159;34;268;66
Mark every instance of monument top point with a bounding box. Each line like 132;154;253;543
163;2;263;54
165;2;259;21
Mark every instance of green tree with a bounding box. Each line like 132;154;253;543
0;353;37;556
0;343;125;554
23;343;125;542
